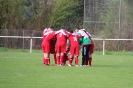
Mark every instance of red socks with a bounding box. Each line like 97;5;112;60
75;58;78;65
43;57;46;64
60;56;64;65
43;57;50;65
69;58;73;65
54;54;57;65
88;57;92;66
43;56;81;66
48;58;50;65
57;56;60;65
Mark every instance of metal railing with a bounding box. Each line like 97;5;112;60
0;36;133;55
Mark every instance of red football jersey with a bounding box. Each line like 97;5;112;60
68;33;82;46
43;31;55;42
56;30;69;44
55;30;69;53
42;28;48;38
50;36;56;54
42;31;55;53
50;36;56;47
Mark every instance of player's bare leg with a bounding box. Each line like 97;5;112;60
47;54;50;65
68;54;73;66
53;54;57;65
60;53;65;66
57;53;61;66
88;54;92;66
43;53;46;64
44;53;50;66
75;55;79;66
63;53;67;65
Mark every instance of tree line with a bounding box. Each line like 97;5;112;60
0;0;84;31
1;0;133;38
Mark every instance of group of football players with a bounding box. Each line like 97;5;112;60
41;26;94;66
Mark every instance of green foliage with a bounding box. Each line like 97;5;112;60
0;0;24;29
50;0;83;30
0;0;53;30
0;0;83;30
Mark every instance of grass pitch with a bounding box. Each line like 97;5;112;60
0;48;133;88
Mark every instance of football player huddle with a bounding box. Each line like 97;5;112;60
41;26;94;67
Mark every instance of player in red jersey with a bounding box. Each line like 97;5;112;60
42;26;55;65
49;36;57;65
68;30;83;66
42;28;48;64
63;40;70;65
55;27;70;66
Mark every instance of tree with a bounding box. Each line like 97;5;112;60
49;0;84;30
0;0;53;30
22;0;54;30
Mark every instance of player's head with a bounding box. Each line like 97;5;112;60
48;26;54;31
60;26;66;30
75;27;80;32
80;29;86;31
70;30;73;33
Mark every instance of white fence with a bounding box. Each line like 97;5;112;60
0;36;133;55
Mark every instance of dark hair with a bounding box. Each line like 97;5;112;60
70;30;73;33
61;26;66;29
49;26;54;29
76;27;80;30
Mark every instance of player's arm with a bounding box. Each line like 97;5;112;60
78;30;85;36
65;31;70;37
77;35;83;39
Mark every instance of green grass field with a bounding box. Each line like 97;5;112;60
0;48;133;88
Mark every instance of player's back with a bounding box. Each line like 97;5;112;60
56;30;68;44
69;33;81;46
50;36;56;47
44;31;55;42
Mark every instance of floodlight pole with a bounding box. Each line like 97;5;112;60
83;0;86;29
118;0;122;39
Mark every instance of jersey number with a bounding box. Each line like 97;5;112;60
73;36;77;41
59;33;62;37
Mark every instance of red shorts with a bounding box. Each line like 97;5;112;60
50;46;56;54
50;39;56;54
90;43;94;54
42;42;50;53
56;42;66;54
64;53;69;61
70;45;80;56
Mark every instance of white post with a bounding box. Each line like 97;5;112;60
30;38;32;53
103;40;105;55
22;29;24;49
